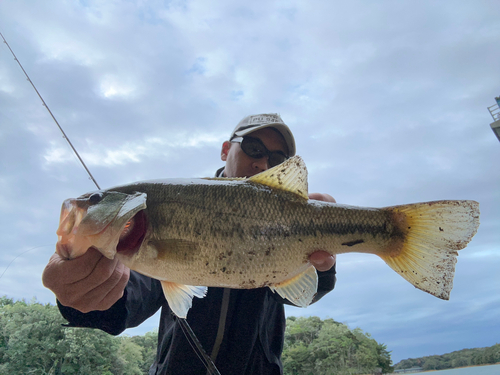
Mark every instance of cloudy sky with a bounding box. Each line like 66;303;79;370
1;0;499;365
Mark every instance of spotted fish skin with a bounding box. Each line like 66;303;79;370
111;180;396;287
56;156;480;318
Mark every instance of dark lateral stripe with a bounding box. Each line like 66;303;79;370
341;239;365;247
248;220;391;240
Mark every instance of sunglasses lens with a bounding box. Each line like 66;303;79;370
269;153;287;167
241;138;265;158
240;137;288;167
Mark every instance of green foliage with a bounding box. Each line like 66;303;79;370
12;296;497;374
282;316;394;375
9;296;497;375
61;328;119;374
130;330;158;373
0;297;68;374
0;296;157;375
395;344;500;371
114;337;144;375
0;296;395;374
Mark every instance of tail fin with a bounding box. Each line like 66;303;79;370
381;200;480;300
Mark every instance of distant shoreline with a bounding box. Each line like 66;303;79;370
405;362;500;373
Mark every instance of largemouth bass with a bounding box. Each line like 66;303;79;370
56;156;480;318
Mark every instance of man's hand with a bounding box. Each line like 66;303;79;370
308;193;336;272
42;247;130;313
308;193;335;203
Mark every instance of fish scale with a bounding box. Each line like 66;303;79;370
56;155;479;318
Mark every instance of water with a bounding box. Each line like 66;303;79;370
409;363;500;374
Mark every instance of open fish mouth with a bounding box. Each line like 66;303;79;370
55;191;147;260
117;210;148;256
56;198;88;259
57;198;81;240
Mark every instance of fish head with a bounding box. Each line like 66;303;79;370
56;190;148;260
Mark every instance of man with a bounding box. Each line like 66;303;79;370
42;113;336;374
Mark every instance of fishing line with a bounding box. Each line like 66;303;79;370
0;30;100;190
178;317;221;375
2;30;220;375
0;245;52;281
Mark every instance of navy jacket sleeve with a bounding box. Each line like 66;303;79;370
57;271;164;336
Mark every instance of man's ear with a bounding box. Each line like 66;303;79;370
221;141;231;161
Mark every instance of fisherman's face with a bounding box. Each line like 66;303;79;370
221;128;288;178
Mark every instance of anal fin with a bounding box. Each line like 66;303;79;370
270;265;318;307
160;281;208;318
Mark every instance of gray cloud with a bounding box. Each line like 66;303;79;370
1;0;498;365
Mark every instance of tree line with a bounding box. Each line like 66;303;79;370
283;316;393;374
0;297;156;374
394;344;500;372
1;296;393;374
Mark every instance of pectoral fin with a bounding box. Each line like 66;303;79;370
160;281;208;318
270;265;318;307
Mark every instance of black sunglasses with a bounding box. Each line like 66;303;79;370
232;136;289;168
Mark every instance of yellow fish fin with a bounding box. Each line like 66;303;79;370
380;200;480;300
160;281;208;318
270;265;318;307
248;155;309;200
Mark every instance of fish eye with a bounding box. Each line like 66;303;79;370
89;192;103;204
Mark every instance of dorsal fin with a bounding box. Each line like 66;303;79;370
248;155;309;200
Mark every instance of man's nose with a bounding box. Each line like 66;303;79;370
252;156;270;172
